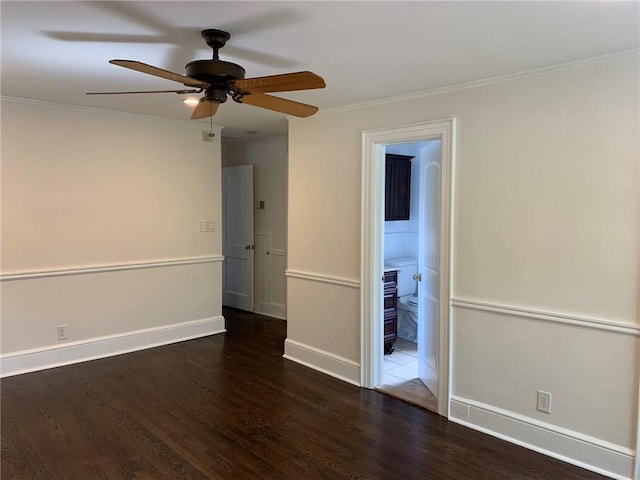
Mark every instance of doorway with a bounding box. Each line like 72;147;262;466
360;119;455;417
377;140;442;412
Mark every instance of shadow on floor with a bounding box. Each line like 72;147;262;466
376;338;438;412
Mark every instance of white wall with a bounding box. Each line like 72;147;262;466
1;98;224;374
286;52;639;478
222;135;288;318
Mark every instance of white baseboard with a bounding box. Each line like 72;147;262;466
255;301;287;320
0;316;226;377
283;338;361;386
449;395;635;480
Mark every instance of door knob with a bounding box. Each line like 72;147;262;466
413;273;422;282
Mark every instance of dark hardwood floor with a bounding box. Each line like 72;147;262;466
2;308;605;479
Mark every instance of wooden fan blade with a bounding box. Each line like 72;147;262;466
238;93;318;118
191;99;219;120
229;71;325;94
86;89;201;95
110;60;209;88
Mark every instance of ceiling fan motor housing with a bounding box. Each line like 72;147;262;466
185;59;246;103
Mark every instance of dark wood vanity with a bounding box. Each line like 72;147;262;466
383;269;398;354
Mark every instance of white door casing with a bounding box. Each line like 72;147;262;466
222;165;254;311
361;119;455;417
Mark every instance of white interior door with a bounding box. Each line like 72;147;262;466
222;165;254;311
417;150;441;396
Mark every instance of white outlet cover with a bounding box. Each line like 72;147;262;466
56;325;68;340
537;390;552;413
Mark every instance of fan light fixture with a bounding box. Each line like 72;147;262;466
183;97;200;107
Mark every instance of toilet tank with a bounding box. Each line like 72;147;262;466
385;257;417;297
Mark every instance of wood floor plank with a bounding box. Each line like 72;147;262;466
1;308;606;479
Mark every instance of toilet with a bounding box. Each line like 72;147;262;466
385;257;418;343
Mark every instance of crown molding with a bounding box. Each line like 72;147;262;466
0;95;224;130
317;49;640;116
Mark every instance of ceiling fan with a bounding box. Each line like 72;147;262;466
87;28;326;119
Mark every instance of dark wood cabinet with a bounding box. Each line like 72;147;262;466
385;154;413;221
383;270;398;354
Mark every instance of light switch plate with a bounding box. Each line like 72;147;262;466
198;220;216;232
201;131;215;142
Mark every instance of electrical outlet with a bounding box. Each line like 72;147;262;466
537;390;552;413
56;324;68;341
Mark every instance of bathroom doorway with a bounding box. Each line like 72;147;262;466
377;140;441;412
360;119;454;417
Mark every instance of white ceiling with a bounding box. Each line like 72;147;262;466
2;1;638;140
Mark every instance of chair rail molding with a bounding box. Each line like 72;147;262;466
285;269;360;289
1;256;224;281
451;297;640;336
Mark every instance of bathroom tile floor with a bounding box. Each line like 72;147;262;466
376;338;438;413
